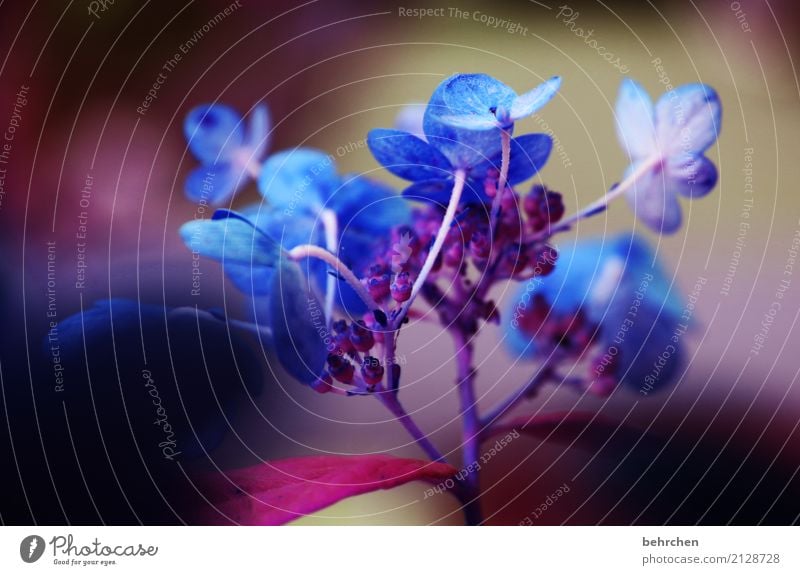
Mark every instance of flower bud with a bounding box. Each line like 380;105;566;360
327;353;355;384
349;321;375;352
390;271;413;302
523;185;564;232
310;372;334;394
361;356;384;386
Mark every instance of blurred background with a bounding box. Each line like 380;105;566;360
0;0;798;525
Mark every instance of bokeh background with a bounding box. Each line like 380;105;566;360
0;0;798;525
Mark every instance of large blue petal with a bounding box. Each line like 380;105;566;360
184;163;245;206
624;161;683;234
666;153;718;198
423;76;508;169
625;164;682;234
441;74;516;121
401;176;490;205
257;148;339;213
179;213;283;269
473;134;553;184
509;76;561;121
237;205;324;296
184;104;245;164
269;258;328;384
615;78;657;161
655;83;721;155
367;129;452;181
330;174;410;237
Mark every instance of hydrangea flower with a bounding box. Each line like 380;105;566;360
433;74;562;131
182;148;409;313
505;234;685;392
368;74;559;205
615;79;721;233
183;103;270;205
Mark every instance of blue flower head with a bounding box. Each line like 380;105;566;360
182;147;409;313
367;74;559;205
615;79;721;233
183;103;270;205
505;234;686;393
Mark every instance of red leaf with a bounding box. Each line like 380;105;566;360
194;455;457;525
487;411;642;451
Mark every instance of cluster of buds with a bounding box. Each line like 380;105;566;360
433;183;564;282
311;315;393;394
516;294;597;357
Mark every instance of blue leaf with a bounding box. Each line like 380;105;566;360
184;104;245;164
257;148;339;213
510;76;561;120
269;258;328;384
367;129;452;181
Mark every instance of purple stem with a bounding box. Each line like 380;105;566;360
479;361;554;429
452;329;483;525
377;392;445;463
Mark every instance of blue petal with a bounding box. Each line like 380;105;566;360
423;76;509;169
401;177;489;205
241;203;322;251
184;104;244;164
615;79;657;161
666;153;718;198
437;114;499;130
401;178;454;205
509;76;561;121
184;164;245;206
269;258;328;384
331;174;411;238
473;134;553;184
394;103;427;140
441;74;516;120
504;234;685;391
257;148;339;213
242;204;325;297
179;212;283;269
624;161;683;234
655;83;721;155
367;129;452;181
244;103;271;159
